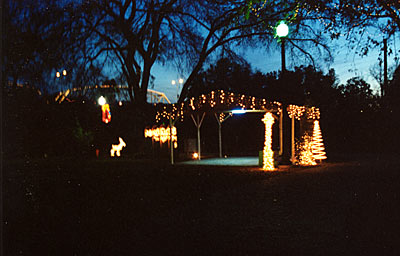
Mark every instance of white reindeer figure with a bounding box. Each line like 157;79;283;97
110;137;126;157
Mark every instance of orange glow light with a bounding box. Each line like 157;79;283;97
102;104;111;123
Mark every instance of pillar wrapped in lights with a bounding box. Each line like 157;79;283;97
312;120;327;161
261;112;275;171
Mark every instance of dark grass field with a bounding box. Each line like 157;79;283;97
3;155;400;255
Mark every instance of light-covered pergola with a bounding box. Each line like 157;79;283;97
155;90;283;167
155;90;326;169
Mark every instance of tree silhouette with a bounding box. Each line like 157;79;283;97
3;0;106;93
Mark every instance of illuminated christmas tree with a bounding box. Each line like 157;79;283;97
312;120;327;161
297;134;316;166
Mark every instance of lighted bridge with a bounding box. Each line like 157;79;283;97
54;85;171;104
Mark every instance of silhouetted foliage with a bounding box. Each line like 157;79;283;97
187;58;262;97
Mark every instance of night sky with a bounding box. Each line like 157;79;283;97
152;29;399;103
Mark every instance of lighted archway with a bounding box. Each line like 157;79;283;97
155;90;282;165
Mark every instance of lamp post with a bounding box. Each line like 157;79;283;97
276;21;292;164
276;22;289;73
172;78;184;102
56;69;67;91
98;96;106;106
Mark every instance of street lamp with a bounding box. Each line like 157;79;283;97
98;96;106;106
56;69;67;78
55;69;67;91
172;78;184;102
276;21;289;73
276;21;292;164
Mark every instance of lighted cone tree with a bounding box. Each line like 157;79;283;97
312;120;327;161
262;112;275;171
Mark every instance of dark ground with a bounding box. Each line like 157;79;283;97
3;155;400;255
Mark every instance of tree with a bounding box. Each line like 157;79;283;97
3;0;107;94
76;1;277;105
176;0;323;102
339;77;374;102
303;0;399;56
186;57;262;97
72;0;335;107
386;64;400;109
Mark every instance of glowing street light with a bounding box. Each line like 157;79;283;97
98;96;106;106
276;21;289;73
172;78;184;101
55;69;67;91
276;22;289;37
56;69;67;78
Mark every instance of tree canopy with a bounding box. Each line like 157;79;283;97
4;0;399;105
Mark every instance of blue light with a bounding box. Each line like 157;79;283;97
232;109;246;114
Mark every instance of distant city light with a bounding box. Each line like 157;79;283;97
178;78;184;84
56;72;60;78
192;152;199;159
62;69;67;76
171;80;176;85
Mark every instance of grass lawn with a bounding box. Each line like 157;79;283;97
3;156;400;255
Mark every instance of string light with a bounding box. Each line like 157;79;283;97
287;105;305;120
287;104;320;120
261;112;275;171
296;134;317;166
144;126;178;148
312;120;327;161
156;90;282;123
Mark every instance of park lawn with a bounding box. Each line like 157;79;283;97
3;157;400;255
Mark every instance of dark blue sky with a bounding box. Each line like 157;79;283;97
152;31;399;103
